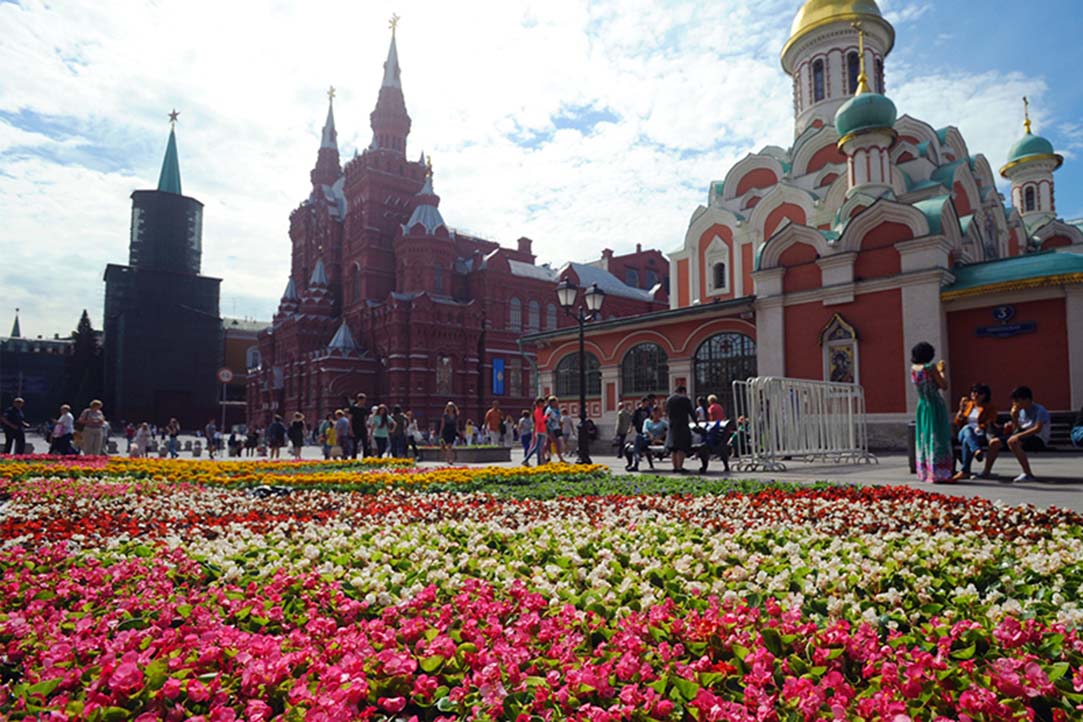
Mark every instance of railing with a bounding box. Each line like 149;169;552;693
730;376;878;471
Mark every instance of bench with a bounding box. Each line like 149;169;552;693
910;411;1081;474
623;421;732;473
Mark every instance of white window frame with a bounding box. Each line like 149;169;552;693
705;236;731;296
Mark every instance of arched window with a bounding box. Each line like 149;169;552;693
509;298;522;331
847;52;860;94
693;333;756;402
705;236;730;295
1024;186;1036;212
555;352;602;397
812;59;825;102
245;346;262;371
434;265;444;293
875;59;884;93
527;300;540;332
621;343;669;396
545;303;558;331
712;263;727;292
351;264;361;304
645;270;659;289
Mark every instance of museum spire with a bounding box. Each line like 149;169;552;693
157;110;183;195
9;309;20;338
321;86;338;150
369;14;411;155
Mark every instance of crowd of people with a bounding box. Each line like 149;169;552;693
909;341;1079;483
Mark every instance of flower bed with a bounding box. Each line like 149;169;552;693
1;461;1082;720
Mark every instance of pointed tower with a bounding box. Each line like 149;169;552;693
1001;97;1062;230
157;112;183;194
9;309;20;338
834;23;897;198
369;14;412;154
128;110;204;275
276;277;300;320
398;158;452;293
300;258;335;316
312;86;342;188
781;0;894;137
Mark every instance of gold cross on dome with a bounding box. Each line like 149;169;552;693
327;85;336;102
389;13;400;34
168;108;179;126
1023;96;1032;134
850;21;870;94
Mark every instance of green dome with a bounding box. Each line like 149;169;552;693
1006;133;1055;163
834;92;897;140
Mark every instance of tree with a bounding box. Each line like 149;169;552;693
64;310;103;411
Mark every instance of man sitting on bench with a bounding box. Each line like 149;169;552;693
986;385;1051;483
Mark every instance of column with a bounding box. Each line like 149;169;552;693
1067;287;1083;408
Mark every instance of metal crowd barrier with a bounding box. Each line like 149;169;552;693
730;376;878;471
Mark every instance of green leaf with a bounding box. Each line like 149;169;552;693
27;678;61;698
176;604;192;619
672;677;700;702
951;644;976;660
1048;662;1070;682
89;707;131;722
144;659;168;690
420;655;445;673
761;627;783;657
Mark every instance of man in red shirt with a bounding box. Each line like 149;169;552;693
484;400;504;445
707;394;726;422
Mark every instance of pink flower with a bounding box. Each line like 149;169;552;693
244;700;273;721
161;678;183;699
379;696;406;713
109;661;143;696
187;679;211;702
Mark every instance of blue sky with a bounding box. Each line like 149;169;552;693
0;0;1081;337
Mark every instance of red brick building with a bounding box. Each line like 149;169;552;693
247;26;665;429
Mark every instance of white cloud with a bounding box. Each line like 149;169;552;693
0;0;1071;336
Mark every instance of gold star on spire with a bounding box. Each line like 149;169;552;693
425;153;433;177
168;108;179;127
850;22;871;95
1023;96;1032;135
327;85;336;102
389;13;400;35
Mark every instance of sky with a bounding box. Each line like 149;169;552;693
1;0;1081;338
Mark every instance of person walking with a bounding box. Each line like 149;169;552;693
614;401;632;459
370;405;392;457
439;402;459;464
404;411;421;460
522;398;549;466
389;405;408;458
484;401;503;445
166;418;181;458
78;400;107;456
333;409;352;459
204;419;218;459
266;415;287;459
517;409;533;459
545;397;566;463
288;413;306;459
2;397;29;455
318;414;333;459
347;393;371;459
910;342;954;483
52;404;76;455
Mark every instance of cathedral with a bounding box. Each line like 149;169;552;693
529;0;1083;447
247;22;666;428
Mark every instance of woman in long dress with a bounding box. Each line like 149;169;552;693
910;342;955;483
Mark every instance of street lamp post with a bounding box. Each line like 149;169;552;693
555;279;605;464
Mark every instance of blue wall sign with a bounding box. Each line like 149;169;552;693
492;358;505;396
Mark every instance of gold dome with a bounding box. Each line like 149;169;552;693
783;0;894;64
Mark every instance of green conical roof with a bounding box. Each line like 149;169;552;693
157;127;182;195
